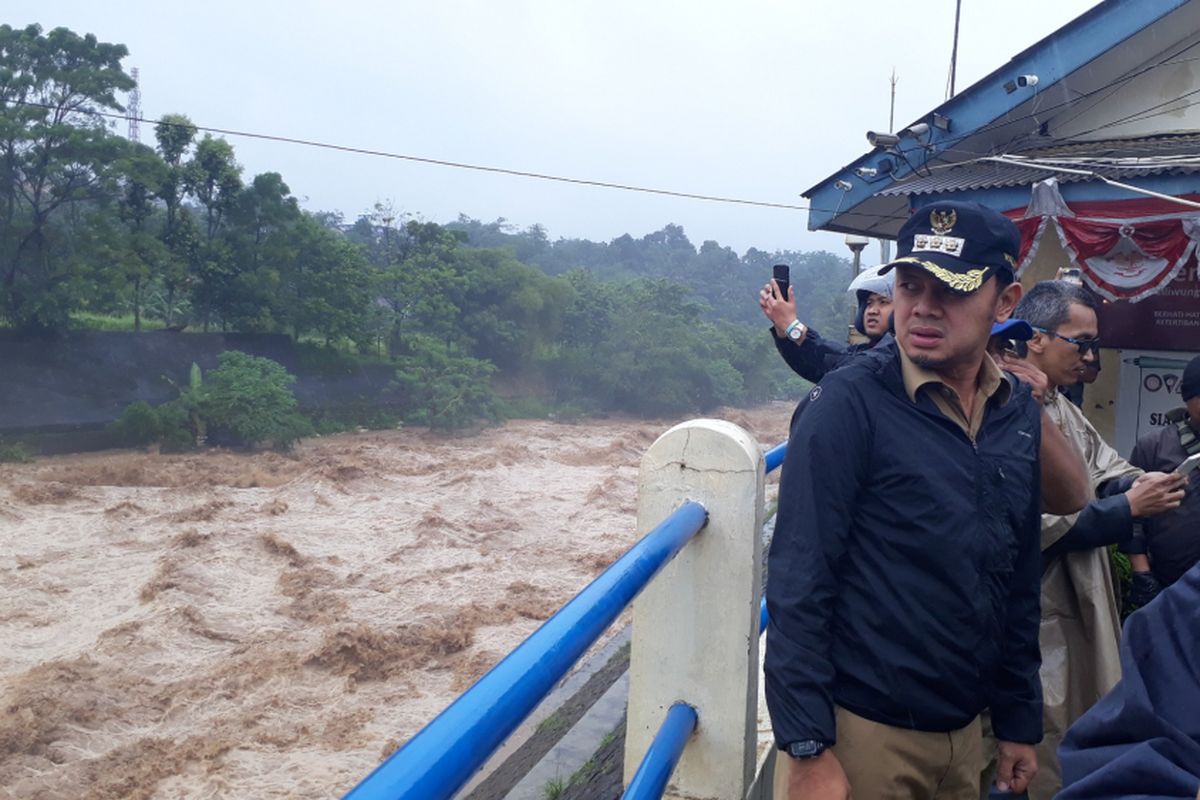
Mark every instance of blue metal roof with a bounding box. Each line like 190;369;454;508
802;0;1195;237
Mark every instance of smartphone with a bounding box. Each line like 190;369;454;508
1176;452;1200;476
772;264;790;301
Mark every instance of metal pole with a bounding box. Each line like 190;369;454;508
621;704;699;800
949;0;962;98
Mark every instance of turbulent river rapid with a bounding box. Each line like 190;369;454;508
0;406;788;798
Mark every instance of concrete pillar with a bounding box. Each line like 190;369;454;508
624;419;765;799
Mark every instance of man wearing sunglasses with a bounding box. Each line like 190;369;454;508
1008;280;1187;799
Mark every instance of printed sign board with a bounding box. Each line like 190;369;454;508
1098;258;1200;351
1114;349;1200;457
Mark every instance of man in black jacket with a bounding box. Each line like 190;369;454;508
767;201;1043;800
1129;354;1200;598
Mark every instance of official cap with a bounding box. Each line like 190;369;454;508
880;200;1020;294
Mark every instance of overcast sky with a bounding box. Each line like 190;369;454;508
12;1;1097;256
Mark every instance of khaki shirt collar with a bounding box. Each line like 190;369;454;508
898;346;1009;405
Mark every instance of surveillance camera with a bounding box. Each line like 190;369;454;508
834;179;853;191
901;122;930;139
1016;74;1039;87
866;131;900;148
855;167;878;178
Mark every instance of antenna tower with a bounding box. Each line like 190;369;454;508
127;67;141;142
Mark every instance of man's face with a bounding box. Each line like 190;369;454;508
1028;302;1099;387
893;266;1018;372
1187;396;1200;428
862;293;892;337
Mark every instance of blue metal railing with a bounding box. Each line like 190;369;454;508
344;439;788;800
345;501;708;800
764;441;787;473
621;703;699;800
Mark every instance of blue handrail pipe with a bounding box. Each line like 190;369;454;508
621;703;699;800
344;438;788;800
344;501;709;800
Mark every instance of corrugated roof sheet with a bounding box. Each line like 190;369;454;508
878;134;1200;196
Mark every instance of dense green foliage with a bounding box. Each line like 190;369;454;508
3;25;853;435
112;353;311;450
110;401;163;446
199;351;312;448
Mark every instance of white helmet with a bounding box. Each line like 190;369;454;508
847;263;894;301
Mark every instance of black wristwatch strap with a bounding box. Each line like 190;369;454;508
785;739;829;759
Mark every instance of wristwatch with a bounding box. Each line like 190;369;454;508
785;319;808;342
785;740;829;759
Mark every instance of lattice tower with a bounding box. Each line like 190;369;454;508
127;67;141;142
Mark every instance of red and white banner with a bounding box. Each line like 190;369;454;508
1005;181;1200;302
1055;215;1198;302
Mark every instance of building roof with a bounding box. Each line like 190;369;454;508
878;133;1200;197
802;0;1200;238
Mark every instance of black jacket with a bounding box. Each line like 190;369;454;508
765;341;1044;747
770;326;877;384
1059;562;1200;799
1130;419;1200;586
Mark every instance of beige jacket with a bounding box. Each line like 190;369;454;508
1031;390;1140;799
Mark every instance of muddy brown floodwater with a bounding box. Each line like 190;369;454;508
0;405;789;799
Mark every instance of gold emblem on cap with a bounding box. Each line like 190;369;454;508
890;257;988;292
929;209;957;235
924;262;986;292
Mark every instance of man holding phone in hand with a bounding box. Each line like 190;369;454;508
1128;355;1200;599
1006;281;1188;798
759;264;893;383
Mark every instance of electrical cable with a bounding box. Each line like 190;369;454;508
4;97;911;223
903;42;1200;164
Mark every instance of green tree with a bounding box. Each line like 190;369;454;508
183;135;243;329
113;143;169;331
452;247;572;370
276;213;372;343
185;135;242;241
153;113;197;326
0;24;135;330
218;171;302;331
392;333;497;431
373;221;462;356
199;350;311;449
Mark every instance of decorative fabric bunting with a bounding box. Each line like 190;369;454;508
1007;179;1200;302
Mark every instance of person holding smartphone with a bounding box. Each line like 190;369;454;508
1004;281;1188;799
758;264;893;384
1127;355;1200;602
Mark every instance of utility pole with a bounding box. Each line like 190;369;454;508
948;0;962;99
889;68;898;133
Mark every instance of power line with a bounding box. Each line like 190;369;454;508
927;41;1200;160
5;98;911;220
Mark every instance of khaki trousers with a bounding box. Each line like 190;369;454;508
774;707;982;800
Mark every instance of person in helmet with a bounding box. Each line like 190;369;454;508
759;264;893;384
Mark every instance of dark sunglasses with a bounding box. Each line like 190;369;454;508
1031;325;1102;355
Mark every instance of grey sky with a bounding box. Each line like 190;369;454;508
11;1;1096;255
